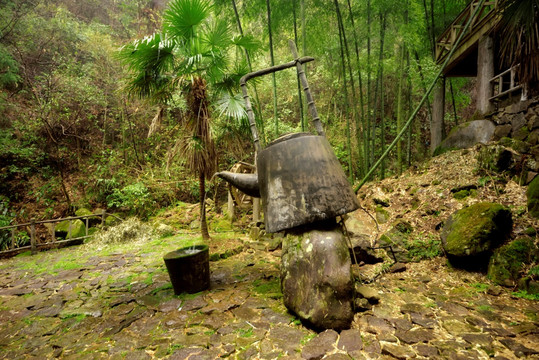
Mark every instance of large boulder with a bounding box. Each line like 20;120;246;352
55;219;86;239
488;237;538;287
281;222;354;330
435;120;495;155
441;203;512;269
527;176;539;218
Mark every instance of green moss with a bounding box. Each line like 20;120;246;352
453;190;470;199
512;290;539;300
375;206;390;224
488;238;536;286
433;146;457;157
442;203;512;259
477;145;512;173
527;176;539;218
55;219;86;239
252;278;282;299
499;136;530;153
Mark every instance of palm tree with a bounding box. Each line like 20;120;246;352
498;0;539;86
119;0;257;240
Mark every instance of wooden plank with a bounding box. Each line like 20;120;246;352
489;84;522;100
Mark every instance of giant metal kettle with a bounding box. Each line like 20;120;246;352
216;41;359;233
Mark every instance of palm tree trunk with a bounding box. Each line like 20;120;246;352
199;172;210;240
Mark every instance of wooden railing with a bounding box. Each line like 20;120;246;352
489;64;522;101
0;211;122;257
435;0;499;63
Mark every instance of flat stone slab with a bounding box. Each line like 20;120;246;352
0;236;538;359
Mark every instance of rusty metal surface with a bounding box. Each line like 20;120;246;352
257;133;359;233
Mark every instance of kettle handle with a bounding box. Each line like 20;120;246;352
288;40;325;137
239;41;323;152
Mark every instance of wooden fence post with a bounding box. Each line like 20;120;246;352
68;221;72;239
85;217;89;237
11;228;15;249
101;210;106;226
52;223;56;243
30;219;36;255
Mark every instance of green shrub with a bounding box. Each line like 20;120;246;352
106;182;154;217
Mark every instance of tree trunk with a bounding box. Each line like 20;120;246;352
266;0;278;135
199;172;210;240
335;0;359;179
231;0;265;143
293;0;305;131
336;5;353;181
396;45;406;175
346;0;367;175
366;0;372;168
432;77;445;153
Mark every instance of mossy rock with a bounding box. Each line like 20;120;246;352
441;203;512;269
75;208;102;227
453;190;470;199
527;176;539;218
488;238;538;287
105;215;120;227
210;217;233;232
375;206;390;224
75;208;92;217
499;136;530;153
55;219;86;239
477;145;512;173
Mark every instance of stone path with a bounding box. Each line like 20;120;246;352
0;234;538;359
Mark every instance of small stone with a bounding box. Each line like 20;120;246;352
158;299;182;313
414;344;439;357
366;316;394;335
324;355;350;360
394;329;435;344
362;333;381;354
400;303;426;314
381;343;415;359
410;312;436;328
355;285;380;304
388;317;413;331
389;263;407;273
442;319;479;336
461;333;493;349
337;329;362;352
354;298;372;312
301;330;338;360
499;338;539;357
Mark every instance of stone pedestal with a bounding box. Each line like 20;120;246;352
281;222;354;330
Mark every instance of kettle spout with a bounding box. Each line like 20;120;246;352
215;171;260;198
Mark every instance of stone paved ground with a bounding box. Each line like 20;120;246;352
0;232;538;359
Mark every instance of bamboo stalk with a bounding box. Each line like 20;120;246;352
355;0;487;193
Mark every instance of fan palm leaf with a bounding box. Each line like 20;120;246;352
164;0;212;42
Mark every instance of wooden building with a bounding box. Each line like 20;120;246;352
432;0;530;151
